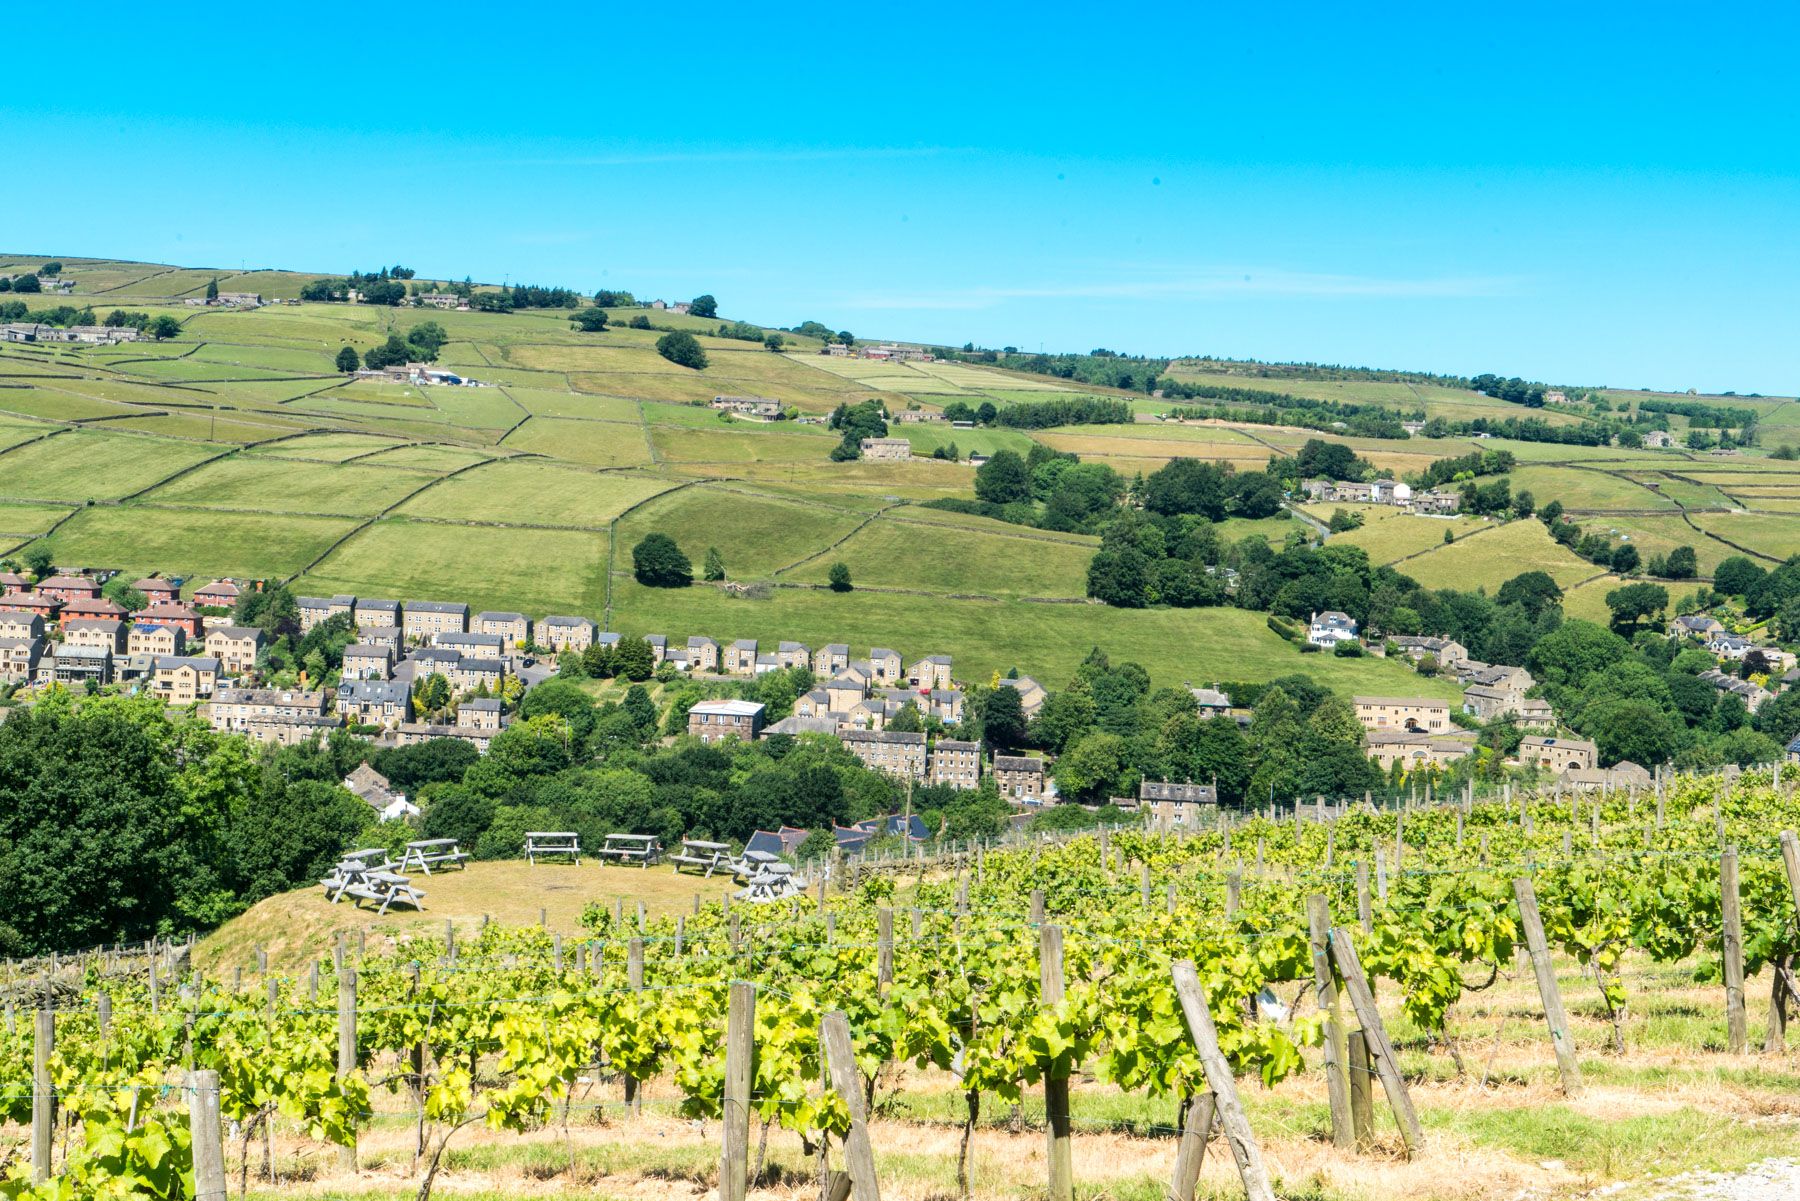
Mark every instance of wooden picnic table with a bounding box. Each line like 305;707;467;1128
320;863;425;913
525;831;582;865
738;863;801;903
399;838;469;875
597;833;663;868
669;839;734;877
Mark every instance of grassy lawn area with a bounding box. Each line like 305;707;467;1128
299;518;611;615
784;514;1095;597
0;429;221;500
396;460;672;527
36;506;360;581
1317;505;1492;563
0;501;76;539
610;578;1466;697
502;415;655;466
1397;519;1603;593
613;483;868;577
143;455;438;515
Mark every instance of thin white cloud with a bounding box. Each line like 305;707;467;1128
840;269;1524;309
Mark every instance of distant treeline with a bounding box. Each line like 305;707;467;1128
994;397;1134;428
1636;397;1759;430
1161;380;1416;438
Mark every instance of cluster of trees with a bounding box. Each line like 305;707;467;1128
788;321;855;345
715;320;764;343
1636;397;1759;431
993;397;1134;429
1469;374;1558;407
1141;457;1285;521
940;400;997;425
344;322;447;371
827;400;889;460
1165;383;1416;439
969;651;1383;808
1711;554;1800;626
656;331;708;370
0;272;44;293
505;284;585;309
920;445;1123;532
1415;448;1516;489
0;695;377;955
570;307;608;332
1294;439;1372;481
1522;618;1797;770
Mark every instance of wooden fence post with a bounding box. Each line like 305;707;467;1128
1512;878;1583;1095
1721;845;1748;1054
444;918;456;964
1356;860;1372;933
1347;1030;1374;1149
877;909;894;990
1308;895;1351;1146
721;982;755;1201
820;1011;880;1201
1169;961;1276;1201
32;1009;53;1182
1029;889;1046;925
1168;1092;1216;1201
1040;924;1072;1201
1326;929;1422;1156
337;967;358;1173
188;1069;227;1201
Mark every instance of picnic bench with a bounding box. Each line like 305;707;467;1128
737;861;803;903
731;849;781;883
525;831;582;865
398;838;469;875
319;860;426;914
597;833;663;868
669;839;734;877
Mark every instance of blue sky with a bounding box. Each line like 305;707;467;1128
6;3;1797;393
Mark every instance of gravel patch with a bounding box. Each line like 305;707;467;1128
1641;1159;1800;1201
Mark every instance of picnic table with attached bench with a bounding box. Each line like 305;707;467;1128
398;838;469;875
525;831;582;865
669;839;735;877
597;833;663;868
737;860;801;903
320;857;426;914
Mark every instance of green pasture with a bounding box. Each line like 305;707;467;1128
396;460;671;528
34;506;358;581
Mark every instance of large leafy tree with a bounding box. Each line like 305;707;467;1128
656;330;708;369
974;450;1032;504
632;534;692;587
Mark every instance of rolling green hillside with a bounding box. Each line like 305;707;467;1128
4;253;1797;694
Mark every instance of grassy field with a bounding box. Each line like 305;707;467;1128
1395;519;1603;594
6;253;1794;705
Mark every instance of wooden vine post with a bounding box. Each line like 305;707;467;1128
1512;879;1583;1095
1308;895;1351;1146
337;967;358;1172
1169;961;1276;1201
32;1008;53;1181
1721;845;1748;1053
188;1069;228;1201
820;1011;880;1201
721;981;755;1201
1039;924;1073;1201
1327;929;1422;1156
